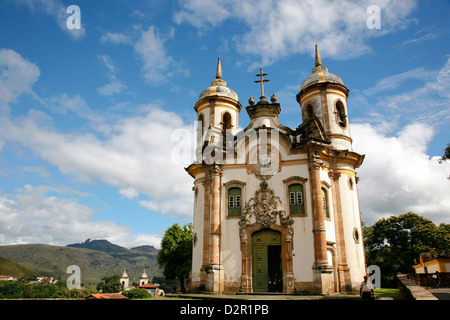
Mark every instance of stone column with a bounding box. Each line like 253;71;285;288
308;149;333;293
206;165;224;292
309;154;328;266
329;168;352;292
200;178;211;287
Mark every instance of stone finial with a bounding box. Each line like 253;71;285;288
216;57;222;80
270;93;277;103
315;45;322;67
248;97;255;105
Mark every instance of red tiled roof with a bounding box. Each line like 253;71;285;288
85;293;129;300
138;283;158;289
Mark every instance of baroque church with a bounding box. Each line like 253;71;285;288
186;46;366;294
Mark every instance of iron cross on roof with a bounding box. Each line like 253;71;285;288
254;68;270;101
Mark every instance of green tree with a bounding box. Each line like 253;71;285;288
364;212;450;287
439;142;450;179
157;223;193;293
439;143;450;162
0;282;23;299
122;288;152;299
96;274;122;293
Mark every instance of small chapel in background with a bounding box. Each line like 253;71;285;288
186;46;366;294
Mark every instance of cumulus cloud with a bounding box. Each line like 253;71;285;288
0;49;40;108
352;122;450;225
174;0;418;65
0;106;194;219
0;184;162;248
0;48;194;246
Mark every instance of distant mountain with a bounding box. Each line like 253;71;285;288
67;239;130;254
0;256;38;279
67;239;158;256
0;240;162;286
130;245;159;255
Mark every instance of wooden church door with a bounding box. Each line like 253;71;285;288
252;229;282;292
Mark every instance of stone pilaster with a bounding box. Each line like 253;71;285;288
206;165;224;292
200;178;211;287
329;168;352;292
308;149;332;294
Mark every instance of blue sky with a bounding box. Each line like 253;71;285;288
0;0;449;248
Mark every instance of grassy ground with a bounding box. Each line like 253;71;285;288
374;288;401;300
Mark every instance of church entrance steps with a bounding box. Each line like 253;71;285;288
167;293;363;300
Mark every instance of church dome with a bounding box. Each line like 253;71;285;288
299;45;345;93
198;58;239;101
140;270;148;278
300;66;344;92
199;84;239;101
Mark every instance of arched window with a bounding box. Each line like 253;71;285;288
304;104;314;120
335;100;347;128
322;188;330;218
228;187;241;217
288;184;305;215
222;112;232;130
198;113;205;136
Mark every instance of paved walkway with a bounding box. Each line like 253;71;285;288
427;288;450;300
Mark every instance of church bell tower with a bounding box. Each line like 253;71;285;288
297;45;353;151
194;58;242;164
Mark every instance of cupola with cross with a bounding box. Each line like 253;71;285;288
246;68;285;131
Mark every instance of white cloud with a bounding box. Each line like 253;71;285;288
47;93;100;122
97;55;127;97
15;0;85;39
0;106;194;219
352;122;450;225
99;26;187;85
100;32;133;44
0;185;162;248
139;200;159;211
0;49;40;107
98;80;127;96
175;0;418;65
119;187;139;200
0;47;194;245
174;0;232;29
362;67;436;96
353;56;450;131
134;26;187;84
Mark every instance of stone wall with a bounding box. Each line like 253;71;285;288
397;275;438;300
406;272;450;287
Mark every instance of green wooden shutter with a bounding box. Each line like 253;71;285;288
228;187;241;217
289;184;305;215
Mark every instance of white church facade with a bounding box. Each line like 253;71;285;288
186;46;366;294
